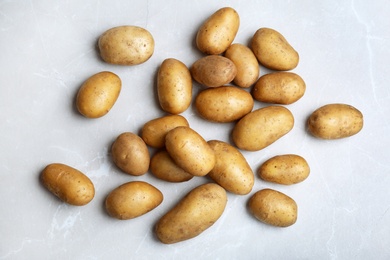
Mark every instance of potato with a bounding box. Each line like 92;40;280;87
195;86;254;123
196;7;240;55
155;183;227;244
165;126;216;176
190;55;237;88
111;132;150;176
232;106;294;151
40;163;94;206
251;28;299;71
248;189;297;227
150;150;193;182
157;58;192;114
141;115;189;148
224;43;259;88
252;72;306;105
258;154;310;185
208;140;254;195
76;71;121;118
105;181;163;220
98;25;154;65
307;103;363;139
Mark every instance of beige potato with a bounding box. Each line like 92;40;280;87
165;126;216;176
259;154;310;185
155;183;227;244
150;150;193;182
252;72;306;105
111;132;150;176
41;163;95;206
208;140;254;195
251;28;299;71
195;86;254;123
232;106;294;151
196;7;240;55
105;181;163;220
98;25;154;65
190;55;237;88
225;43;259;88
248;189;297;227
157;58;192;114
76;71;121;118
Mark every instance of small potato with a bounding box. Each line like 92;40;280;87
150;150;193;182
41;163;94;206
98;25;154;65
259;154;310;185
208;140;254;195
252;72;306;105
248;189;297;227
307;103;363;139
225;43;259;88
111;132;150;176
232;106;294;151
196;7;240;55
165;126;216;176
157;58;192;114
251;28;299;71
141;115;189;148
155;183;227;244
195;86;254;123
190;55;237;88
76;71;121;118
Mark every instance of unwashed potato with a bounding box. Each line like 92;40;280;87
155;183;227;244
150;150;193;182
76;71;121;118
41;163;95;206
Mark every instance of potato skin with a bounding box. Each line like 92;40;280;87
41;163;95;206
150;150;193;182
155;183;227;244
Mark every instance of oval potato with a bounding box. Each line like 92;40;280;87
150;150;193;182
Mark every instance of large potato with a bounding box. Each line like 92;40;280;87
150;150;193;182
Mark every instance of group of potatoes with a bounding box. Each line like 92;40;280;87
40;7;364;244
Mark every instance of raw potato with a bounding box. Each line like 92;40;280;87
248;189;297;227
195;86;254;123
259;154;310;185
251;28;299;71
111;132;150;176
76;71;121;118
105;181;163;220
232;106;294;151
150;150;193;182
252;72;306;105
196;7;240;55
41;163;95;206
155;183;227;244
208;140;254;195
98;25;154;65
157;58;192;114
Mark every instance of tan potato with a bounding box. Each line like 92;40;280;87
224;43;259;88
155;183;227;244
232;106;294;151
307;103;363;139
98;25;154;65
196;7;240;55
208;140;254;195
157;58;192;114
165;126;216;176
258;154;310;185
111;132;150;176
105;181;163;220
252;72;306;105
41;163;95;206
251;28;299;71
195;86;254;123
150;150;193;182
248;189;297;227
141;115;189;148
190;55;237;88
76;71;121;118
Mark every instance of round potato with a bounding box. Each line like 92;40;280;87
76;71;121;118
41;163;95;206
150;150;193;182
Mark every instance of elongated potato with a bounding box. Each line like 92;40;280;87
150;150;193;182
